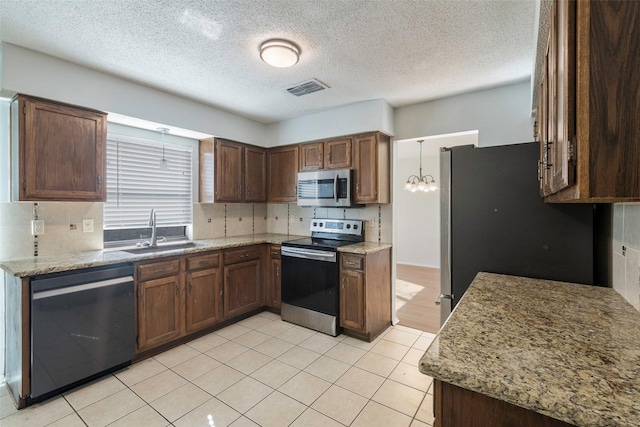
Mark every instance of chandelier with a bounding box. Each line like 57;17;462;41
404;140;438;192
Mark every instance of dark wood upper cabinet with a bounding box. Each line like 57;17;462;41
353;132;390;204
268;145;299;202
199;137;266;203
244;145;267;202
214;138;244;202
11;94;106;201
540;0;640;202
299;137;352;171
299;142;324;171
324;137;352;169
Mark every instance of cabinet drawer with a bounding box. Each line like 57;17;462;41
136;259;180;281
186;252;220;271
341;254;364;270
224;246;261;264
269;245;281;259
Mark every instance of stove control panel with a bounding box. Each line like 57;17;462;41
310;219;363;236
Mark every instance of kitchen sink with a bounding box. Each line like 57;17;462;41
121;242;204;254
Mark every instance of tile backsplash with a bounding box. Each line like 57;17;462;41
612;203;640;310
0;202;392;261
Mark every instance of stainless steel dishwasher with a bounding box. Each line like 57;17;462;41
30;264;135;401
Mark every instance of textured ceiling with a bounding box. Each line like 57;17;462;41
0;0;536;124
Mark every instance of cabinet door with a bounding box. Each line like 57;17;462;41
353;134;378;203
540;57;553;196
550;0;576;193
215;139;243;202
244;146;267;202
299;142;324;171
186;268;222;333
20;96;106;201
223;259;261;318
325;138;352;169
268;146;299;202
137;275;182;351
340;269;365;332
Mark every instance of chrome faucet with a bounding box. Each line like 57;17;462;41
148;208;158;247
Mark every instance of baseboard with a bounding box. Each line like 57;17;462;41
396;262;440;269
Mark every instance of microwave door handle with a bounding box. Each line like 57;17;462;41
335;174;339;202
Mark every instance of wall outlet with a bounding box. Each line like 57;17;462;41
289;215;295;224
31;220;44;235
82;218;94;233
365;218;375;228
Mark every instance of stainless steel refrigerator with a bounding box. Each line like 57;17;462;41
439;143;607;324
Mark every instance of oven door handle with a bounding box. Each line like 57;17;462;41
335;174;339;203
281;247;337;262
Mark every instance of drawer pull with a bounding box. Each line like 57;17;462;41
154;269;165;273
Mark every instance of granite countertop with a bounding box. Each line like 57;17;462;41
338;241;392;254
0;233;300;277
419;272;640;427
0;233;393;277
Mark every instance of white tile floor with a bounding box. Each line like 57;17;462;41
0;311;436;427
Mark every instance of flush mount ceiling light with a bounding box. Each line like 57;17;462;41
259;39;300;68
404;140;438;193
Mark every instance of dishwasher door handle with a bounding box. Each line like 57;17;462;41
32;276;134;300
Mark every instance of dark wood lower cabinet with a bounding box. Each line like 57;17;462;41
339;248;391;341
137;274;182;351
185;267;222;333
434;380;574;427
224;259;261;318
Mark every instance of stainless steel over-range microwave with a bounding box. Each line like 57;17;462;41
297;169;358;207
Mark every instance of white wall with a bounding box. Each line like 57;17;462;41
266;98;394;146
0;43;266;145
393;81;534;146
395;156;440;267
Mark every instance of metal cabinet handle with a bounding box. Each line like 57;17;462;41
154;269;165;273
276;266;279;277
97;175;102;189
189;282;193;293
435;293;454;306
176;284;180;296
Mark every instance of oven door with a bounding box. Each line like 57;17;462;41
281;246;339;316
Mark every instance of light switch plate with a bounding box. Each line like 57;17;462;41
82;218;94;233
31;220;44;235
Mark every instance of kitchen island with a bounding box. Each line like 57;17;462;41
419;272;640;427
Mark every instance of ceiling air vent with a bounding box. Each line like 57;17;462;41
286;79;330;97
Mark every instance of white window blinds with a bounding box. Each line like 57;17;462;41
104;136;193;229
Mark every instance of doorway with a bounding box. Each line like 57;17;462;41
392;131;478;333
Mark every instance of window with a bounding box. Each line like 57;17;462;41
104;135;193;245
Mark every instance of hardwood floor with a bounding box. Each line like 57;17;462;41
396;264;441;333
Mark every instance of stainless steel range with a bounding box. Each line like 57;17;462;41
280;219;364;336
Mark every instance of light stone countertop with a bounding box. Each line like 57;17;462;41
0;233;392;277
419;272;640;427
0;233;298;277
337;241;392;254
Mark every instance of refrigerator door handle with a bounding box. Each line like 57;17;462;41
435;293;454;306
